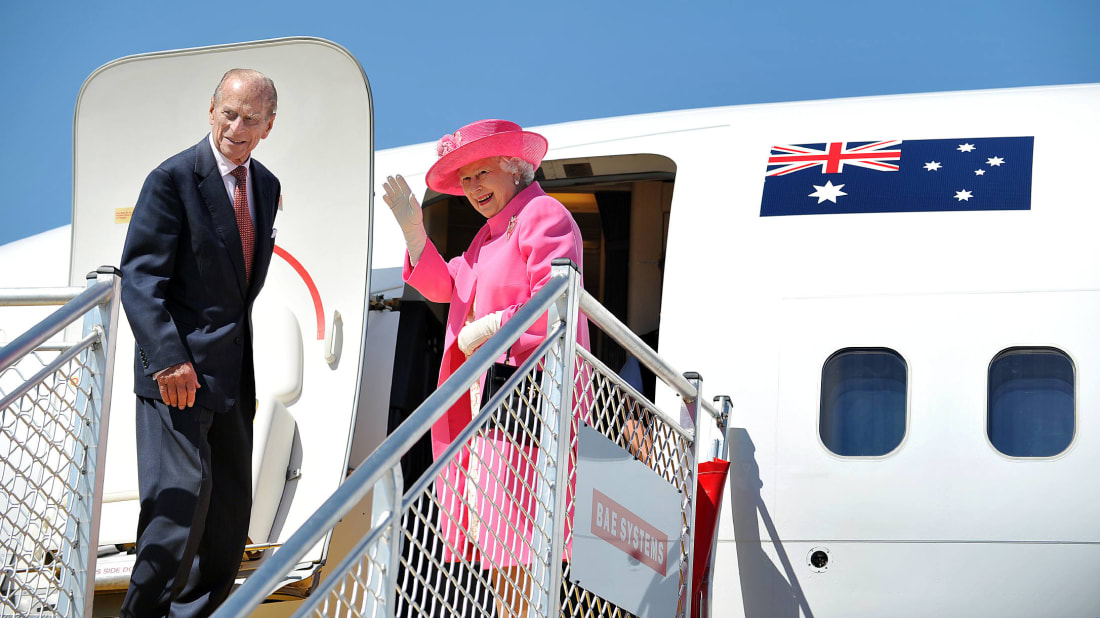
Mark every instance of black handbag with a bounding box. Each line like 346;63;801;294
482;361;519;407
482;355;542;445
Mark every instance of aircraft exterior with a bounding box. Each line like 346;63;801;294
381;81;1100;617
0;37;1096;616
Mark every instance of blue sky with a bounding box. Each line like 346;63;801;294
1;0;1098;246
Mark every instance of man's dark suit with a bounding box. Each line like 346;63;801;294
119;136;280;617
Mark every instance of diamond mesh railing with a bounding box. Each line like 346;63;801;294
390;338;570;618
559;348;697;618
0;268;122;617
216;260;722;618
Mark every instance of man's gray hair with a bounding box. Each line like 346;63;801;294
213;68;278;116
498;156;536;186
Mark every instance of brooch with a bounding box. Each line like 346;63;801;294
506;215;517;239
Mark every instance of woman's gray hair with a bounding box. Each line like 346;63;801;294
498;156;536;186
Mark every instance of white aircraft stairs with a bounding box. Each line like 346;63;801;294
217;259;730;618
0;260;729;617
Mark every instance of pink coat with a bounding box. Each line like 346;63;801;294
403;182;590;567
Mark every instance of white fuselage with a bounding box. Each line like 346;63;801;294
4;78;1098;617
371;83;1100;616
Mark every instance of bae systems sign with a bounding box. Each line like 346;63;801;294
591;489;670;575
571;424;682;617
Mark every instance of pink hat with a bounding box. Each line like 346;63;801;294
426;119;548;195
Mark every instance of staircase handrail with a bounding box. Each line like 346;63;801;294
214;271;572;614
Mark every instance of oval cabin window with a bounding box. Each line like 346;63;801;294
987;347;1075;458
820;348;908;457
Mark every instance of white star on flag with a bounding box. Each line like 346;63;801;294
809;181;847;204
957;143;976;152
975;169;986;176
987;156;1005;166
954;189;973;201
924;161;942;171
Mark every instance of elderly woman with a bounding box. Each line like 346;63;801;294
383;119;589;615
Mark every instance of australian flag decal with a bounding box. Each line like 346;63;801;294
759;137;1034;216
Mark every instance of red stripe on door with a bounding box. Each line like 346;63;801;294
273;245;325;340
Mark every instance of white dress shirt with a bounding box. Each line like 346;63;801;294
208;133;256;225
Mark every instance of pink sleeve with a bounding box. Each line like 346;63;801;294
501;197;583;356
403;238;458;303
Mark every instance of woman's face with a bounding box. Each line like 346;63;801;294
458;157;520;219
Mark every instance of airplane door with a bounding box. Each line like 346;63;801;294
70;38;373;584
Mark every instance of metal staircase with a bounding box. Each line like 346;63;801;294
216;260;727;618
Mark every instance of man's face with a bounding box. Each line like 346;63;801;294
208;78;275;165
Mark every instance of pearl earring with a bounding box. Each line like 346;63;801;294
513;177;519;185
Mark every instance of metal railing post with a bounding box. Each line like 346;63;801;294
546;259;581;617
74;267;121;618
531;335;564;614
682;372;704;618
713;396;732;460
699;394;732;616
381;465;404;616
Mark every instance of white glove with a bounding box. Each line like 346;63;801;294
458;311;503;356
382;174;427;265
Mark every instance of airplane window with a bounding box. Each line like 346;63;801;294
987;347;1074;458
820;348;907;457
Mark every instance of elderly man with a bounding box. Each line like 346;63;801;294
119;68;281;617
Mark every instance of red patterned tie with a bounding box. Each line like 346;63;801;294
230;165;255;283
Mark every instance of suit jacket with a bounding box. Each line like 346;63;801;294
120;136;280;412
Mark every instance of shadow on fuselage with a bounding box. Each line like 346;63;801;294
727;428;814;618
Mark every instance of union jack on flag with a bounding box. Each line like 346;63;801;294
760;136;1034;216
767;140;902;176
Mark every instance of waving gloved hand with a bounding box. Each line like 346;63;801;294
458;311;503;356
382;174;427;264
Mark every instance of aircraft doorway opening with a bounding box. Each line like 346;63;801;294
387;153;677;485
